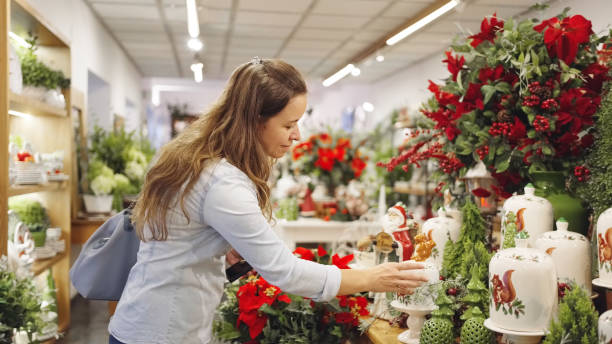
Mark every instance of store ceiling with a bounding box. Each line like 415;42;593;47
85;0;540;83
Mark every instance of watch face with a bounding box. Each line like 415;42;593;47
9;43;23;94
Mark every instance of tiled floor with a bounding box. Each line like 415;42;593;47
59;296;227;344
58;296;111;344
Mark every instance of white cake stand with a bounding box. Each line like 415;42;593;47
484;318;546;344
593;278;612;290
390;300;437;344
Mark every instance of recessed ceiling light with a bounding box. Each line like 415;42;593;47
376;55;384;62
187;38;203;51
351;67;361;77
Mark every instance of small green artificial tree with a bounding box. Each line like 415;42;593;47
542;284;598;344
420;292;455;344
502;211;517;249
461;266;490;320
442;200;491;282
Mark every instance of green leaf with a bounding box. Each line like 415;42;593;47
527;130;537;139
495;82;511;93
496;158;510;173
482;84;496;105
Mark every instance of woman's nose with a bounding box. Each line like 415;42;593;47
291;126;301;141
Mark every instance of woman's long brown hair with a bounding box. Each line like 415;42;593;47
133;59;307;240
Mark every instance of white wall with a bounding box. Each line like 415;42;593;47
23;0;143;132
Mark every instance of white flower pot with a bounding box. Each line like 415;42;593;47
535;219;591;295
488;239;557;332
597;207;612;283
83;194;113;213
502;184;554;248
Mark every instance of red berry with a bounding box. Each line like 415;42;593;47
447;288;457;296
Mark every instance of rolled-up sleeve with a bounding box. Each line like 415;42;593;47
203;173;341;302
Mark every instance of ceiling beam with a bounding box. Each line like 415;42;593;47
83;0;144;76
273;0;318;58
306;0;401;77
220;0;239;75
156;0;183;78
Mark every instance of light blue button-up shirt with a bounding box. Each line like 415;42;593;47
109;159;341;343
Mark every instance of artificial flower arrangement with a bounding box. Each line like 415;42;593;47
379;9;611;198
291;132;368;193
214;246;368;344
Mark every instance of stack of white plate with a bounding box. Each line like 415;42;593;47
14;162;45;185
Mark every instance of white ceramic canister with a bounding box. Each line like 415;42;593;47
597;207;612;283
420;208;461;270
599;309;612;344
502;183;554;248
488;238;558;332
535;218;591;295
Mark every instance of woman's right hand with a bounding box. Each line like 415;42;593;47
338;260;428;296
367;261;429;294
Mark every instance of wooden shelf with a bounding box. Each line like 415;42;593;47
393;185;427;196
9;92;68;118
365;318;403;344
8;181;68;197
31;250;67;276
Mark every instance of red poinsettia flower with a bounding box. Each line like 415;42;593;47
338;295;349;307
332;253;354;269
469;13;504;48
351;157;367;178
319;133;332;144
317;245;328;258
582;62;610;93
534;15;593;65
314;148;336;172
336;137;351;150
478;65;505;83
277;294;292;304
334;312;355;325
471;188;491;198
333;147;346;161
442;50;465;81
293;247;315;261
428;81;460;107
508;117;526;143
237;310;268;339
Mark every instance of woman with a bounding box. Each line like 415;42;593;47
108;58;427;344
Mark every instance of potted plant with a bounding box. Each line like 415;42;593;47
8;198;50;247
84;126;154;212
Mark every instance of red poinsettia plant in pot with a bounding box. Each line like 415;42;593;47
291;132;368;193
213;246;369;344
379;10;611;198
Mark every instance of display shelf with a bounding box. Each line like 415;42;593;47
8;181;68;197
31;250;67;276
365;318;403;344
2;0;73;332
9;92;68;118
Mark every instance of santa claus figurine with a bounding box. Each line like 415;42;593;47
382;202;417;261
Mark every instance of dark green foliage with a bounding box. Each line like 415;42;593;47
0;268;44;344
573;74;612;220
90;126;136;174
442;200;491;281
542;284;598;344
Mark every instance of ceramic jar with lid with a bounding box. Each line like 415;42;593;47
420;208;461;270
395;261;440;308
535;218;591;295
599;309;612;344
502;183;554;248
488;238;558;332
596;207;612;283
